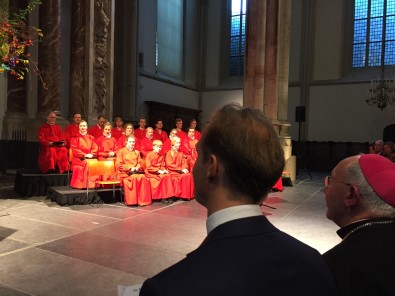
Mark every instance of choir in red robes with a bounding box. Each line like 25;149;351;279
153;128;168;142
145;144;175;200
112;127;124;140
117;134;140;151
38;122;68;174
70;132;98;189
165;149;194;200
140;137;154;158
64;123;79;149
116;146;151;206
96;135;118;161
134;128;146;140
88;124;103;139
182;136;198;171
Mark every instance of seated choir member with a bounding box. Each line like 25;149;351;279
153;119;168;142
165;136;194;200
117;123;140;150
182;128;198;171
88;115;106;139
145;140;175;204
116;136;151;206
134;117;147;140
38;111;68;174
96;122;118;161
70;120;98;189
189;118;201;140
64;113;82;149
112;117;124;140
140;127;155;158
162;128;178;155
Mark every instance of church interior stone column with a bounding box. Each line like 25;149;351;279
37;0;61;117
243;0;295;181
69;0;87;117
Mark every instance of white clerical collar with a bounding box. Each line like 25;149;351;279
105;134;111;139
206;204;262;234
80;132;87;136
97;124;102;129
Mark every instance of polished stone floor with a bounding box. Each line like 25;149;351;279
0;171;341;296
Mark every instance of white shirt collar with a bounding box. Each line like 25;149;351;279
206;204;262;234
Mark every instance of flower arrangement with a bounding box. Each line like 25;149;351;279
0;0;43;81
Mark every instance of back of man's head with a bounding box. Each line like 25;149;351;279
200;103;284;203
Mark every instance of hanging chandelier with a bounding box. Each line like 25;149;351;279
365;69;395;111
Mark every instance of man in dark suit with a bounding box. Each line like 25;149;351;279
140;103;337;296
323;154;395;296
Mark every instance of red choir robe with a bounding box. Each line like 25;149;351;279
176;129;187;142
70;133;98;189
38;123;68;173
64;123;79;149
134;128;146;140
182;137;198;171
194;130;201;140
165;150;195;200
116;147;151;206
88;124;103;139
161;138;173;156
153;129;168;142
96;135;118;161
116;135;140;151
96;135;118;183
112;127;124;140
145;151;175;200
140;137;154;159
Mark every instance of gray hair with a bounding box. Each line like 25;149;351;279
345;158;395;218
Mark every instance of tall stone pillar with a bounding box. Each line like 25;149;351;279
37;0;61;116
67;0;114;125
69;0;87;117
243;0;295;181
89;0;114;124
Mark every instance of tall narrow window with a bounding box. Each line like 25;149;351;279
352;0;395;67
157;0;183;78
229;0;247;76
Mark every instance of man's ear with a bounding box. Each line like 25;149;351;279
345;184;360;207
206;154;219;180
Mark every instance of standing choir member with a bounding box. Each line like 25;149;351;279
189;118;201;140
145;140;175;204
70;120;98;189
116;136;151;206
162;128;178;155
153;119;168;142
140;127;155;158
64;113;82;148
165;136;194;200
38;111;68;174
112;117;124;140
182;128;198;171
117;123;140;150
88;115;106;139
134;117;147;140
174;118;187;142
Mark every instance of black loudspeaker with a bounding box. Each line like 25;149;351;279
295;106;306;123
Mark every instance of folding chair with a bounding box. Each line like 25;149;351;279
87;159;121;206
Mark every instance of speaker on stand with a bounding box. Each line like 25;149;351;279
295;106;312;179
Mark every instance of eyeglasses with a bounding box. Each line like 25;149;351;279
324;176;352;188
